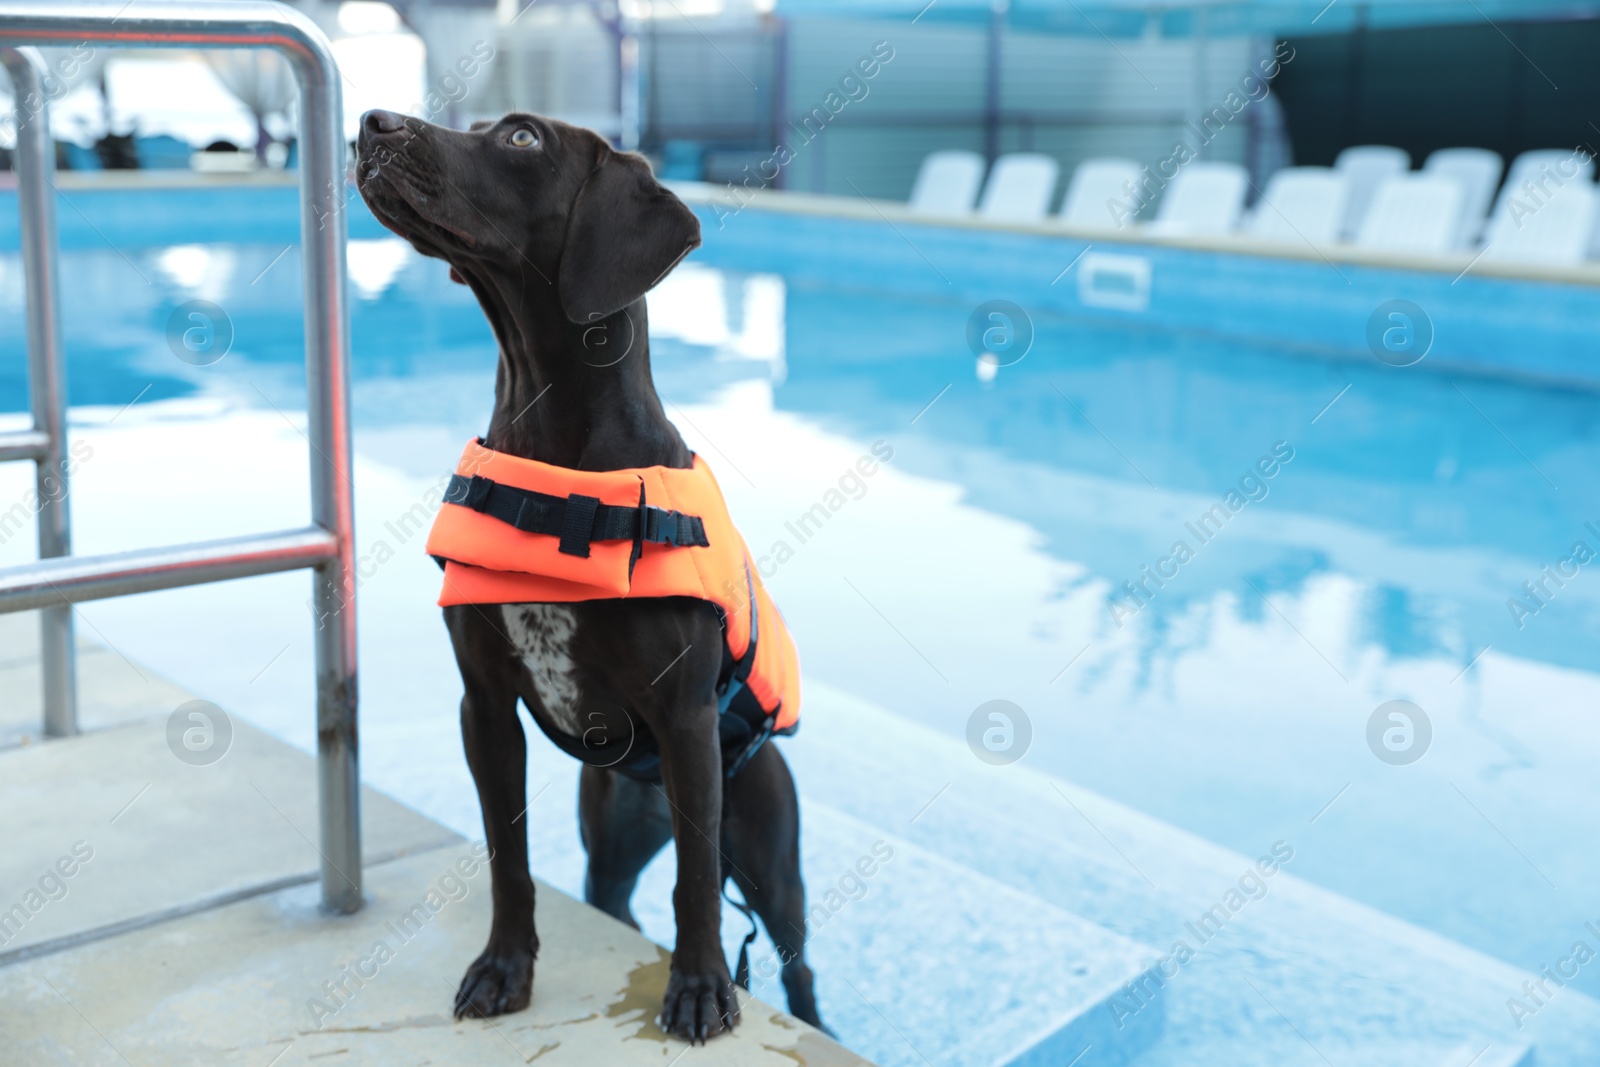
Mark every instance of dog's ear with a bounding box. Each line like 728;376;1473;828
558;150;700;325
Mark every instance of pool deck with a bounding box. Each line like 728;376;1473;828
0;610;867;1066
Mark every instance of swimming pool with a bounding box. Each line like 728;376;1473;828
3;182;1598;1065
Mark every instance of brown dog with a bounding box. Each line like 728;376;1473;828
355;109;825;1042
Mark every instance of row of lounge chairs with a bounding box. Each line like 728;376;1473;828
907;145;1596;265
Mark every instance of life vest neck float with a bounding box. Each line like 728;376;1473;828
426;439;800;781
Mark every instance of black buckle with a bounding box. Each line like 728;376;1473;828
629;481;647;578
643;508;702;547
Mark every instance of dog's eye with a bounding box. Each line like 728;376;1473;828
509;128;537;148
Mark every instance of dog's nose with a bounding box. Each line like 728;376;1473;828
362;109;408;136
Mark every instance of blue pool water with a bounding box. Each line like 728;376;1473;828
3;185;1599;1064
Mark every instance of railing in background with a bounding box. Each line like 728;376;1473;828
0;2;362;915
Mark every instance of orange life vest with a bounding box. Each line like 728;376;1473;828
426;439;800;778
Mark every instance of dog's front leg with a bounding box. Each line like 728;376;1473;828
655;698;739;1042
452;660;538;1020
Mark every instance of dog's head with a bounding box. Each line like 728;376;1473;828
355;109;700;324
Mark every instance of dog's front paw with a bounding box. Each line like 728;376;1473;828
454;944;534;1020
661;966;739;1043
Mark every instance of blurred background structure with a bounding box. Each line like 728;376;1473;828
7;0;1600;201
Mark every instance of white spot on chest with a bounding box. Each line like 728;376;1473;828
502;603;583;735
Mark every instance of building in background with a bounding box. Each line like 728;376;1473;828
6;0;1600;215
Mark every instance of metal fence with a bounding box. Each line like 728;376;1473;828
0;1;363;915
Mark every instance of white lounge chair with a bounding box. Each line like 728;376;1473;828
1334;145;1410;240
1492;148;1599;259
1501;148;1595;195
1355;174;1465;254
1422;147;1503;247
1481;179;1597;266
977;152;1060;222
1490;148;1595;228
1245;167;1349;246
1147;162;1248;236
908;150;986;216
1058;158;1142;230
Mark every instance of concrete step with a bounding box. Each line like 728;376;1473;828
0;715;458;964
0;609;188;749
787;799;1162;1067
0;843;860;1066
779;680;1597;1066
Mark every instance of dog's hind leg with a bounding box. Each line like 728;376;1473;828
446;604;538;1021
579;764;672;928
721;742;828;1033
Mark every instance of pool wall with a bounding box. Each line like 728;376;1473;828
687;200;1600;391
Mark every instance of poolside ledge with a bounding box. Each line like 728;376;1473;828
668;179;1600;289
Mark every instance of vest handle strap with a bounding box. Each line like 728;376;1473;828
444;473;710;556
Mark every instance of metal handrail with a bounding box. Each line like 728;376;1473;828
0;45;74;742
0;427;51;463
0;1;362;915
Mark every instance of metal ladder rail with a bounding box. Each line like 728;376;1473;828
0;1;362;915
0;45;75;741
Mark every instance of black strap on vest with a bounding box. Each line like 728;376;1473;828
715;563;759;716
444;473;709;559
717;563;776;780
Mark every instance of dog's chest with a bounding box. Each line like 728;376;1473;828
501;604;585;734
